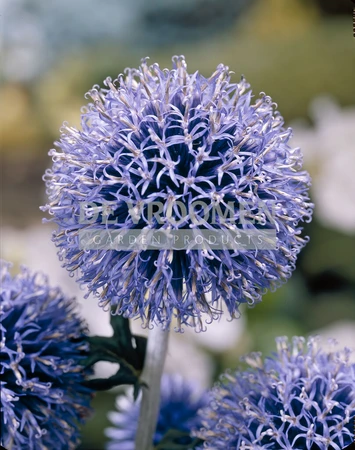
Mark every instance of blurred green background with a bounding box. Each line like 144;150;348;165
1;0;355;448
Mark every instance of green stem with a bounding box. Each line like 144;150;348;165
135;325;169;450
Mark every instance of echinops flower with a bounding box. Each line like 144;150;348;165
43;56;312;330
0;261;92;450
105;374;208;449
197;336;355;449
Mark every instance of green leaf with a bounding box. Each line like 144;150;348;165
84;370;136;391
86;336;120;358
82;352;120;368
154;429;204;450
83;315;147;392
110;314;133;351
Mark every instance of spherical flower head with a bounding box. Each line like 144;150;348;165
105;374;209;449
43;56;313;330
197;336;355;449
0;261;93;450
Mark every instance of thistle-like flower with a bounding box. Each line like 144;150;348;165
0;261;92;450
43;56;313;330
197;336;355;449
105;374;209;449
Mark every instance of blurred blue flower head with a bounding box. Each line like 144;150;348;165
43;56;312;330
105;374;209;449
197;336;355;449
0;261;92;450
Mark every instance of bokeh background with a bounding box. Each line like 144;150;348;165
1;0;355;448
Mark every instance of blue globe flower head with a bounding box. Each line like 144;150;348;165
197;336;355;449
105;374;209;449
42;56;313;331
0;261;93;450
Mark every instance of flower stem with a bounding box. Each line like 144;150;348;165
135;325;169;450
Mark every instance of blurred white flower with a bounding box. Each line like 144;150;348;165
129;300;247;388
184;306;246;353
312;320;355;363
164;333;214;389
292;97;355;234
163;305;247;388
130;319;214;389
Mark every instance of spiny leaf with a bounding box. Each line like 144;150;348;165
83;364;137;391
110;314;132;348
83;315;147;391
83;352;120;368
